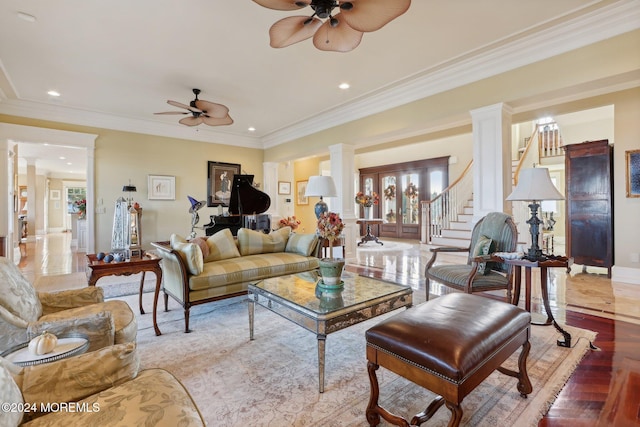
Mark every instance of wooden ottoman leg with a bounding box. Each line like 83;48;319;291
497;339;533;397
444;401;463;427
366;361;412;427
410;396;446;426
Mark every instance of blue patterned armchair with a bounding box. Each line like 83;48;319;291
425;212;518;302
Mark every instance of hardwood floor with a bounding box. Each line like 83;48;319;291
15;233;640;426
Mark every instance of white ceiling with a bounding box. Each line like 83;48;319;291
0;0;637;176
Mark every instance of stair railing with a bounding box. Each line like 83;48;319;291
421;160;473;244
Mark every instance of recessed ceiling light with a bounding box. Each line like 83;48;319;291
17;12;36;23
47;90;61;97
338;83;350;90
59;156;66;160
248;127;256;132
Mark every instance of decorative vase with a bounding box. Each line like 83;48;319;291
364;205;371;219
318;258;345;289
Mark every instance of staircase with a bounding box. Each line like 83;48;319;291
429;199;473;249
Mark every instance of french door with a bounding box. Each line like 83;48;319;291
359;157;448;240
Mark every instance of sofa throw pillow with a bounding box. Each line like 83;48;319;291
285;233;319;257
237;227;291;256
170;234;204;275
0;360;23;427
0;257;42;323
205;229;241;262
472;235;494;275
189;237;210;260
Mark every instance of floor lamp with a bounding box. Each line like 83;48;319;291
305;176;337;219
507;167;564;261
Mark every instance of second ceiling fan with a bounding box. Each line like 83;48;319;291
253;0;411;52
155;89;233;127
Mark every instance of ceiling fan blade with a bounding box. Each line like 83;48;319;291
202;114;234;126
313;17;363;52
179;116;203;127
340;0;410;32
167;100;202;113
269;16;322;48
194;99;229;119
252;0;308;11
154;111;189;115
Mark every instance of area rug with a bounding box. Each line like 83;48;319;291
112;291;597;427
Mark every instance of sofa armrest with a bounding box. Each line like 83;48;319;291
15;342;139;417
27;311;116;353
37;287;104;315
151;241;190;303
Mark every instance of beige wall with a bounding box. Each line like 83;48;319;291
292;157;322;234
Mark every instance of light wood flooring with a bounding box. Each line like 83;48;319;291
15;232;640;426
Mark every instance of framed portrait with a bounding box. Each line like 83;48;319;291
296;180;308;205
148;175;176;200
626;149;640;198
278;181;291;195
207;161;241;206
50;189;61;200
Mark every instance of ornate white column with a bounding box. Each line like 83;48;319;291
470;103;513;222
329;143;356;260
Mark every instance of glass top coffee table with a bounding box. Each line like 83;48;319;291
248;271;413;392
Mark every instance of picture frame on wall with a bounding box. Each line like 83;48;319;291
296;180;308;205
148;175;176;200
626;149;640;198
207;161;241;206
278;181;291;195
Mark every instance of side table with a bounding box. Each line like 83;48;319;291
500;256;573;347
356;219;384;246
1;334;89;366
86;253;163;336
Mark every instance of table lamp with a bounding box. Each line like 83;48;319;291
507;167;564;261
305;176;337;219
122;181;137;208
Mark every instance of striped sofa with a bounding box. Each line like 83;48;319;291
151;226;321;332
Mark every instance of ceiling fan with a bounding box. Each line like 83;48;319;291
154;88;233;127
252;0;410;52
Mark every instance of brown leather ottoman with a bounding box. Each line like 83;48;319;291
365;293;532;426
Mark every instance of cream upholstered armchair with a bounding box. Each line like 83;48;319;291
0;257;136;353
0;342;205;426
425;212;518;302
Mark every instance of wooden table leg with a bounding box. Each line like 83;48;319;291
524;266;532;313
138;271;146;315
512;265;522;306
539;266;572;347
152;267;163;336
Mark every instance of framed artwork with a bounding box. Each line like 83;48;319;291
148;175;176;200
208;161;241;206
278;181;291;195
50;189;61;200
296;180;308;205
626;149;640;198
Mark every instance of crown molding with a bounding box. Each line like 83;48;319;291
1;1;638;151
261;0;640;148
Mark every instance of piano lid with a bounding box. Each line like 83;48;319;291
228;174;270;215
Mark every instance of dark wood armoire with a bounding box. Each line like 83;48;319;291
564;140;614;277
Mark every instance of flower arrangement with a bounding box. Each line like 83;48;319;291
278;215;301;230
404;183;419;199
355;191;379;207
317;212;344;244
383;184;396;200
74;199;87;219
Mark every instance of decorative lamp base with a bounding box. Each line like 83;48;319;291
314;199;328;219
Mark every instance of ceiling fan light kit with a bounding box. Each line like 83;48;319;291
253;0;411;52
154;88;233;127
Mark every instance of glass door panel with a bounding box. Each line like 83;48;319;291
401;173;419;225
381;175;396;223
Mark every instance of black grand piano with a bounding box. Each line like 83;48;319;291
204;174;271;236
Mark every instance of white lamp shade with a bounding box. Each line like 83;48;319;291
305;176;337;198
507;168;564;202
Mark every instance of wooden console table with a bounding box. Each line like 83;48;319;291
499;255;573;347
356;219;384;246
86;253;163;335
